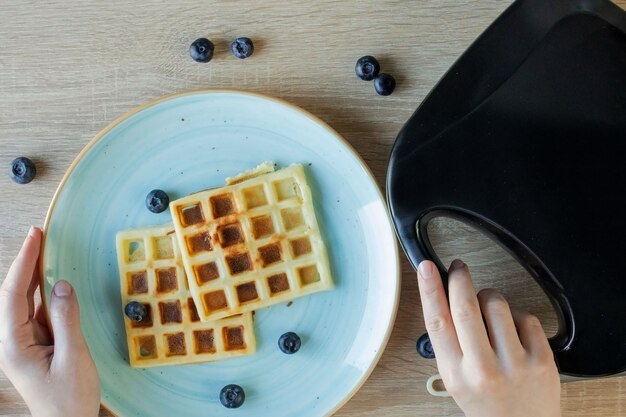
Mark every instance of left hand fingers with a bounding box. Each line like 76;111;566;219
0;227;42;330
32;303;53;346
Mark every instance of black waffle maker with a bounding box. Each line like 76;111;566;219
387;0;626;378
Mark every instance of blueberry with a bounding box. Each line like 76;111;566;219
355;56;380;81
145;189;169;213
374;73;396;96
278;331;301;354
219;384;245;408
416;333;435;359
230;37;254;59
10;157;36;184
124;301;147;322
189;38;214;63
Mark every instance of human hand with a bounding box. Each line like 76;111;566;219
0;226;100;417
417;259;561;417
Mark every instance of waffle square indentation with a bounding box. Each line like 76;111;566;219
242;184;268;209
165;332;186;356
186;231;213;254
193;329;216;354
226;252;253;275
250;215;275;239
273;178;301;201
188;297;200;322
280;207;305;230
129;303;153;328
203;290;229;313
128;271;148;294
223;326;246;351
258;242;283;267
180;203;205;227
194;262;219;285
153;235;175;259
136;335;157;359
289;237;312;258
218;222;245;247
210;193;236;218
236;282;259;304
156;267;178;293
127;240;145;263
267;273;290;295
159;301;183;324
297;265;320;286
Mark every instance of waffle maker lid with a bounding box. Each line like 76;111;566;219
387;0;626;377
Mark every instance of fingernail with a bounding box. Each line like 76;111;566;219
28;226;37;238
449;259;466;271
53;280;72;297
418;261;433;279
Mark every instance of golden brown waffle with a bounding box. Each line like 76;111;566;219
116;224;256;368
170;163;334;322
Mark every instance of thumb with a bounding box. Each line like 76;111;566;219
49;280;90;365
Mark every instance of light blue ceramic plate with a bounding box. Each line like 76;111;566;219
42;90;400;417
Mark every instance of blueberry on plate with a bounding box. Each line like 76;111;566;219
416;332;435;359
374;73;396;96
278;331;301;354
189;38;215;63
10;157;36;184
231;37;254;59
124;301;147;322
220;384;245;408
145;189;169;213
355;55;380;81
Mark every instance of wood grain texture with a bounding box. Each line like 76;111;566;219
1;1;625;416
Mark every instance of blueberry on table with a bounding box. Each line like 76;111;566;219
189;38;215;63
231;37;254;59
355;55;380;81
145;189;169;213
220;384;245;408
124;301;147;322
278;331;301;354
416;332;435;359
9;157;36;184
374;73;396;96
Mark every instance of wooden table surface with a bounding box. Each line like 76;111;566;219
1;1;625;416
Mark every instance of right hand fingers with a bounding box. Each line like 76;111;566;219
511;308;553;362
477;289;524;363
446;260;493;362
417;261;462;367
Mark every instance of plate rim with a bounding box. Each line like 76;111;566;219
40;88;401;417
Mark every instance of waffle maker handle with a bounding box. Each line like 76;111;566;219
404;207;573;353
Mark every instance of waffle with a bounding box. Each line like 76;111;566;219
116;224;256;368
169;162;334;322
